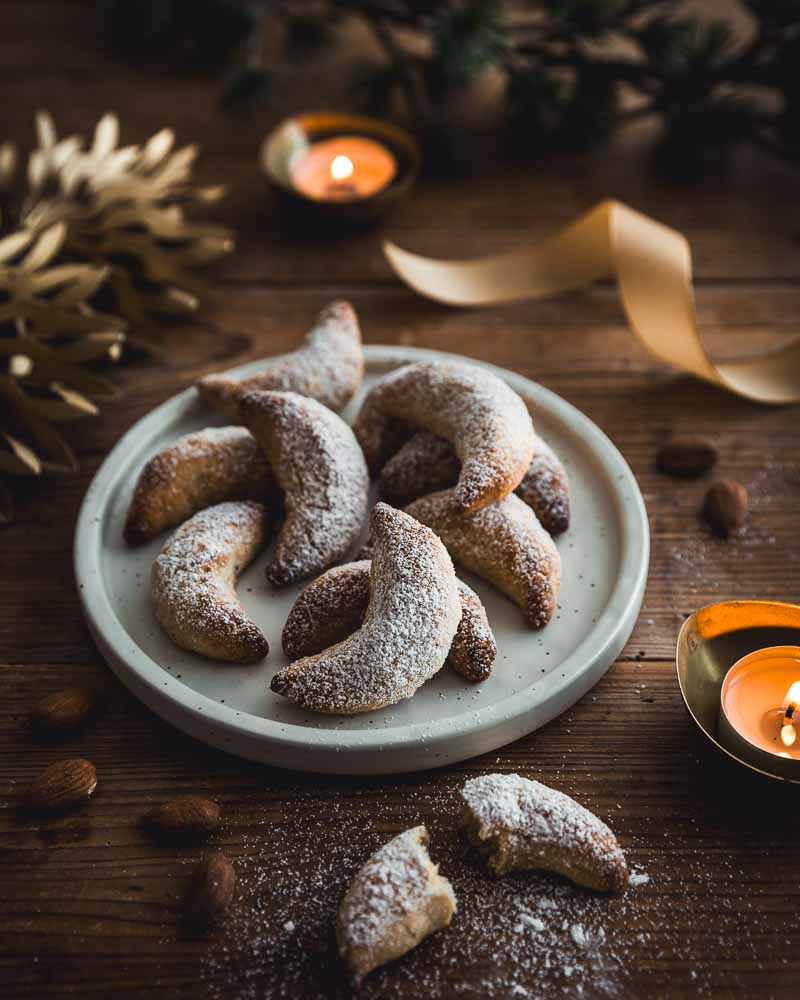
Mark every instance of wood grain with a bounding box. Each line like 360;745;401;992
2;2;800;998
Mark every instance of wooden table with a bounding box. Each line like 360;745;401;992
2;3;800;998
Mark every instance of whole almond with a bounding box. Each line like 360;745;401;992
30;687;96;738
28;758;97;811
146;795;221;842
702;479;748;537
657;435;718;477
183;851;236;928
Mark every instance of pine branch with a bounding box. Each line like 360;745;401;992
98;0;800;178
363;14;431;127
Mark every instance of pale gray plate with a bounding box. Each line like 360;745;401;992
75;347;649;774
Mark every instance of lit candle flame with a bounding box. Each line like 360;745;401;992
330;155;354;183
780;680;800;746
783;681;800;707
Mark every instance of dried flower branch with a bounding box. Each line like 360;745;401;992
0;111;233;521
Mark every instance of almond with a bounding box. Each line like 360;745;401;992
28;758;97;811
657;435;718;477
146;795;221;842
183;851;236;928
30;687;96;738
702;479;748;537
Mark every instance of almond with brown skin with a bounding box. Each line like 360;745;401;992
27;758;97;811
657;436;718;477
146;795;221;842
183;851;236;928
30;687;96;738
702;479;748;537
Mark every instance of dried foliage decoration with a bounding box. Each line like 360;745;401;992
0;112;234;522
0;222;123;521
18;112;235;342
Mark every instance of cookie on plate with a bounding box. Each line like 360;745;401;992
353;360;535;514
197;300;363;417
151;501;270;663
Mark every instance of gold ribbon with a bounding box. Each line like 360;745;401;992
383;199;800;405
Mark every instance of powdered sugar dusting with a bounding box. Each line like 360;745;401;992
200;778;655;999
379;429;570;535
337;825;455;979
407;490;561;628
198;300;363;416
281;560;373;660
379;431;461;506
150;500;269;661
271;504;461;714
124;425;276;545
446;579;496;681
354;360;535;511
517;435;571;536
157;426;269;481
461;773;628;891
281;560;496;683
239;391;369;587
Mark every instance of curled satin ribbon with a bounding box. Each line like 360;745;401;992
383;199;800;405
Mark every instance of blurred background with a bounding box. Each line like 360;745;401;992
91;0;800;178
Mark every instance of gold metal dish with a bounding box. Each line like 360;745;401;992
260;111;420;226
676;600;800;783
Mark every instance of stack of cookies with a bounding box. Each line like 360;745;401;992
124;301;570;715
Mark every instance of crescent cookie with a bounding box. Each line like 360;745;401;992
281;560;496;682
124;426;278;546
380;430;571;536
151;501;270;663
352;360;535;513
405;490;561;628
270;503;461;714
238;390;369;587
197;300;363;417
460;773;629;893
337;825;456;988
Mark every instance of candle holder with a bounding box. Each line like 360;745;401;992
676;600;800;783
260;112;420;227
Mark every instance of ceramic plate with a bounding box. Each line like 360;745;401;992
75;346;649;774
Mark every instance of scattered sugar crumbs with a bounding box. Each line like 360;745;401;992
201;781;657;1000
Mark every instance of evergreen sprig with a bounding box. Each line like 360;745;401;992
99;0;800;178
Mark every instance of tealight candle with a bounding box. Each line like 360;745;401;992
261;112;420;226
719;645;800;773
289;136;397;203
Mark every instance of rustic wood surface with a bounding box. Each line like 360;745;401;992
2;3;800;998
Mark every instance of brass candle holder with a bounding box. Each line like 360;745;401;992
260;111;420;227
676;600;800;783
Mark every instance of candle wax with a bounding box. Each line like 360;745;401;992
720;648;800;759
289;136;397;203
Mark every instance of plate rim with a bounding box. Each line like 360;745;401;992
74;345;649;771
